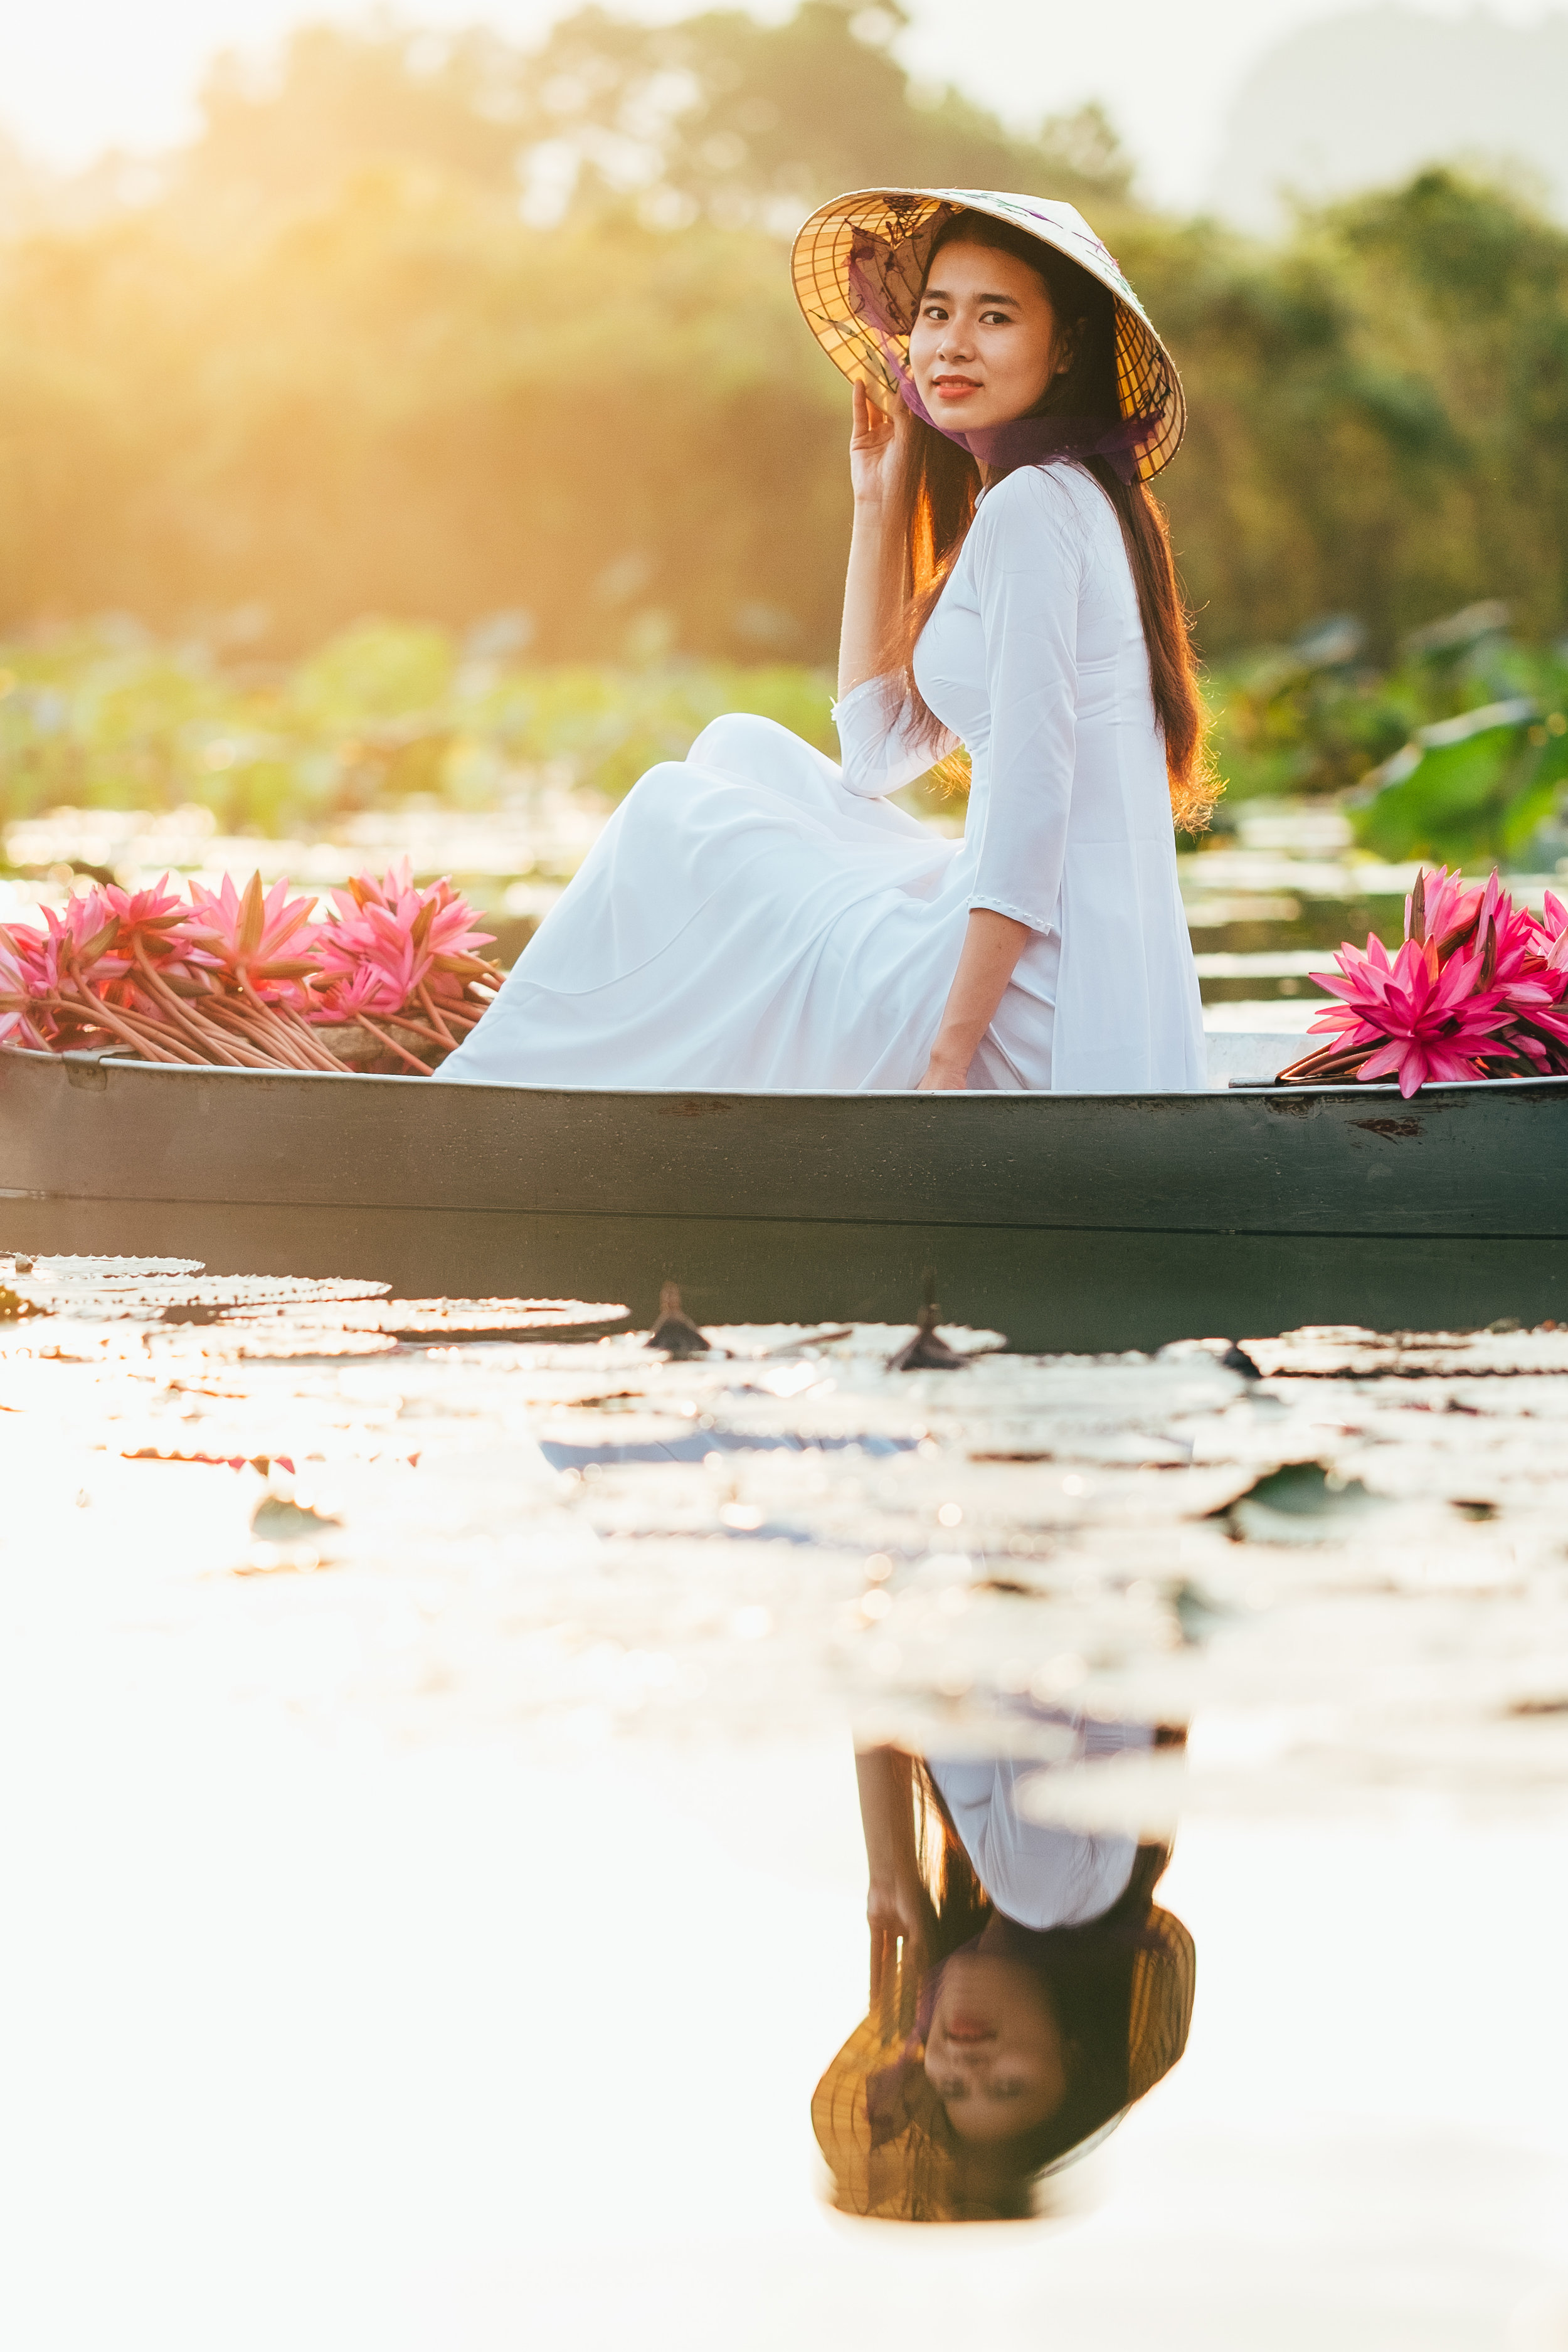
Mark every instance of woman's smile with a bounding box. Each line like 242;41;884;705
932;373;983;402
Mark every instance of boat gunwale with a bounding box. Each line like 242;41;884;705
11;1044;1568;1109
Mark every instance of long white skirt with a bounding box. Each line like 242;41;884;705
437;714;1059;1091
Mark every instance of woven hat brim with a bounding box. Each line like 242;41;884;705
791;187;1185;483
1128;1905;1196;2098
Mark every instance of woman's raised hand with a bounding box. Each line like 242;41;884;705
849;378;904;510
867;1872;929;2009
838;384;906;696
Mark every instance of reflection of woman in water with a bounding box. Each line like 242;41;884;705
814;1736;1194;2223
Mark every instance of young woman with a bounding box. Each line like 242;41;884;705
439;189;1213;1094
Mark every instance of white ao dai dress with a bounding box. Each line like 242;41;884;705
437;460;1205;1093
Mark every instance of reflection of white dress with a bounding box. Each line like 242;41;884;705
927;1715;1155;1931
438;460;1205;1093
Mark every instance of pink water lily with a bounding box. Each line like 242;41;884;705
1347;938;1512;1095
1;858;499;1075
311;959;405;1023
40;889;122;981
0;926;55;1049
1404;862;1481;955
2;896;196;1064
184;872;322;1005
92;875;218;1009
1468;869;1547;993
1291;863;1568;1093
314;862;494;1024
1307;931;1508;1096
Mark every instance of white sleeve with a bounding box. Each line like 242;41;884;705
832;674;956;800
926;1754;1136;1930
968;469;1086;934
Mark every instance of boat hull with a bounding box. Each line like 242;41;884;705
3;1046;1565;1236
6;1050;1568;1346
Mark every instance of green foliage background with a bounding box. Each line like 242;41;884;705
7;7;1568;665
0;616;839;836
3;6;1568;866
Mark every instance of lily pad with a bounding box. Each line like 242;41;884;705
1217;1459;1384;1544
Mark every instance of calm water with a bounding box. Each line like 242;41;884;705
1;1254;1565;2348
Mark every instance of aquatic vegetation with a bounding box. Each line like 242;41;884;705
314;861;501;1066
1207;601;1568;867
0;864;502;1076
2;598;1565;886
0;620;839;838
1278;864;1568;1094
0;926;51;1052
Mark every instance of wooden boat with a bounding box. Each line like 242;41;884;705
5;1042;1568;1348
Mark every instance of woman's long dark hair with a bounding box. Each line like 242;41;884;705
910;1760;1173;2176
886;210;1219;834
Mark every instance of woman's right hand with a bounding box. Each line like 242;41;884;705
868;1872;928;2007
849;378;905;511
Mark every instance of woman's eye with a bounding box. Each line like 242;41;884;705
980;310;1012;326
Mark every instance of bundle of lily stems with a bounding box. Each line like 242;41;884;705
0;861;502;1076
1278;865;1568;1097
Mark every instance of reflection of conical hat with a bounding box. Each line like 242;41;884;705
812;1905;1195;2225
791;188;1185;482
810;2003;959;2223
1128;1906;1196;2100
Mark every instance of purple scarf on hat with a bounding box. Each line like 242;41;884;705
847;230;1157;486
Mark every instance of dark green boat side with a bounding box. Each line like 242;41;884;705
2;1044;1565;1236
5;1046;1567;1347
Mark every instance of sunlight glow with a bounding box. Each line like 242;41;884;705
3;1;1557;207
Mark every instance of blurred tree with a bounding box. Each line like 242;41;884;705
177;23;528;221
0;169;847;658
504;3;1130;229
0;8;1564;692
1135;171;1568;656
171;5;1131;235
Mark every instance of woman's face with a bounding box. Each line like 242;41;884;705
923;1949;1068;2143
908;240;1065;432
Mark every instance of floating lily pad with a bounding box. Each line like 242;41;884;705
11;1272;391;1320
251;1496;342;1540
292;1298;630;1338
2;1254;205;1281
1219;1459;1384;1544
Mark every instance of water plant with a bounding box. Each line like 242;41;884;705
1278;866;1568;1095
0;862;502;1076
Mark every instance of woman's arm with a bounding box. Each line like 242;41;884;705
835;379;961;798
916;471;1086;1089
856;1744;931;1979
916;908;1032;1089
837;381;908;699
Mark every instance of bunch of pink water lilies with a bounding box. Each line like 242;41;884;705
0;861;502;1075
1279;866;1568;1097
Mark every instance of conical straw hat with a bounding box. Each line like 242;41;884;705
792;187;1185;482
